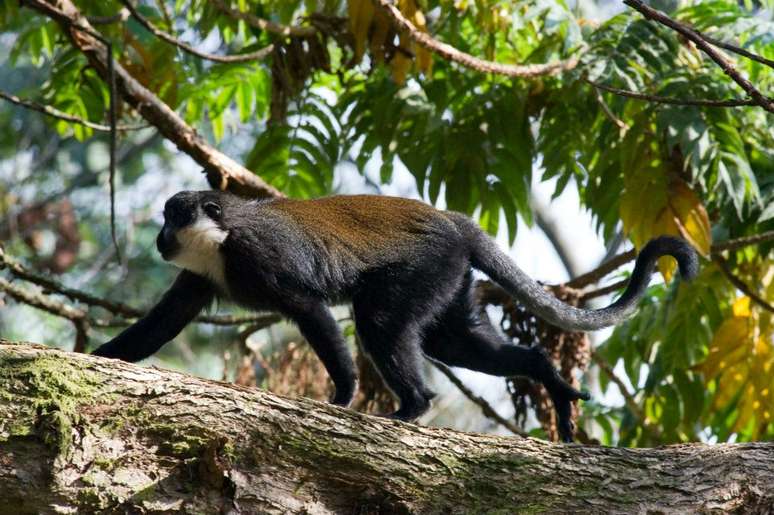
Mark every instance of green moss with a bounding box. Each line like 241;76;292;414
92;455;117;470
76;487;110;510
222;440;237;462
0;353;106;453
144;421;212;457
131;483;158;503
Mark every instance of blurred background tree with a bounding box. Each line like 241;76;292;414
0;0;771;447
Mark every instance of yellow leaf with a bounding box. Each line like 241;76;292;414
698;316;750;380
668;180;712;257
698;285;774;433
653;206;680;281
348;0;374;63
620;162;710;282
733;296;752;317
409;6;432;74
620;154;668;250
713;361;748;409
732;376;756;431
390;52;412;85
416;47;433;76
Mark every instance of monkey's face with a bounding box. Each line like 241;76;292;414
157;191;230;288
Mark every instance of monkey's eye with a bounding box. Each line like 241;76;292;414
203;202;221;219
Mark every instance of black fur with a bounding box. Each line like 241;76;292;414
93;191;699;442
93;270;214;362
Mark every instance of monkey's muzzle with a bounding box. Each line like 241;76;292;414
157;226;180;261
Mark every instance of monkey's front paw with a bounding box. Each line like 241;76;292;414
91;342;118;358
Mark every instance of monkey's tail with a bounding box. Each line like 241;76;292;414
458;216;699;331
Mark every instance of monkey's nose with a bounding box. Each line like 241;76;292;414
157;226;178;259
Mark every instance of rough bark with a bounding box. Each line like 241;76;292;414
0;342;772;514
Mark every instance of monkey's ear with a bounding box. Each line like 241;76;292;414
203;202;222;219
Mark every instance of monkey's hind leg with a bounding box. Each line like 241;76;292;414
423;284;590;442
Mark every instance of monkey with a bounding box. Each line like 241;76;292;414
92;190;699;442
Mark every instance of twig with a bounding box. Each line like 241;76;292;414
26;14;124;263
565;231;774;293
0;276;87;323
41;17;122;262
623;0;774;113
73;318;90;353
211;0;317;38
120;0;274;63
154;0;173;30
429;358;528;437
586;79;758;107
0;90;146;131
701;33;774;70
0;247;281;326
713;255;774;314
591;352;662;438
105;30;121;264
372;0;581;78
713;230;774;253
579;279;628;302
531;195;584;279
566;249;637;289
87;8;130;25
592;85;629;130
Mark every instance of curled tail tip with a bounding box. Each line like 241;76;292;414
643;235;700;281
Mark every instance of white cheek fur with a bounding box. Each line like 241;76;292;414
170;217;229;291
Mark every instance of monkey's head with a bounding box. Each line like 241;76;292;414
157;191;236;285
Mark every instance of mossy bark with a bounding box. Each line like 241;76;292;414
0;341;772;514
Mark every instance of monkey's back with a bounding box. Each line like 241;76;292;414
221;195;466;305
271;195;460;258
271;195;463;278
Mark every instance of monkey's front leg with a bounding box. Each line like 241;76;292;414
291;303;358;407
92;271;215;362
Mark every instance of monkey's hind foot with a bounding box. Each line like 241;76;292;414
548;380;591;443
383;394;433;423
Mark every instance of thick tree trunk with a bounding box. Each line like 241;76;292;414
0;342;772;514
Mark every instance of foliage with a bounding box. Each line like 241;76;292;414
0;0;772;445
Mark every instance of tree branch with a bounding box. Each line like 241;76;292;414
701;32;774;70
592;85;629;130
1;342;772;513
429;358;527;437
0;247;281;326
564;231;774;292
591;352;662;438
565;249;638;289
579;278;628;302
371;0;581;78
586;79;759;107
21;0;283;199
623;0;774;113
713;230;774;253
713;255;774;313
0;277;87;323
120;0;274;63
0;90;146;131
211;0;317;38
531;195;585;279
